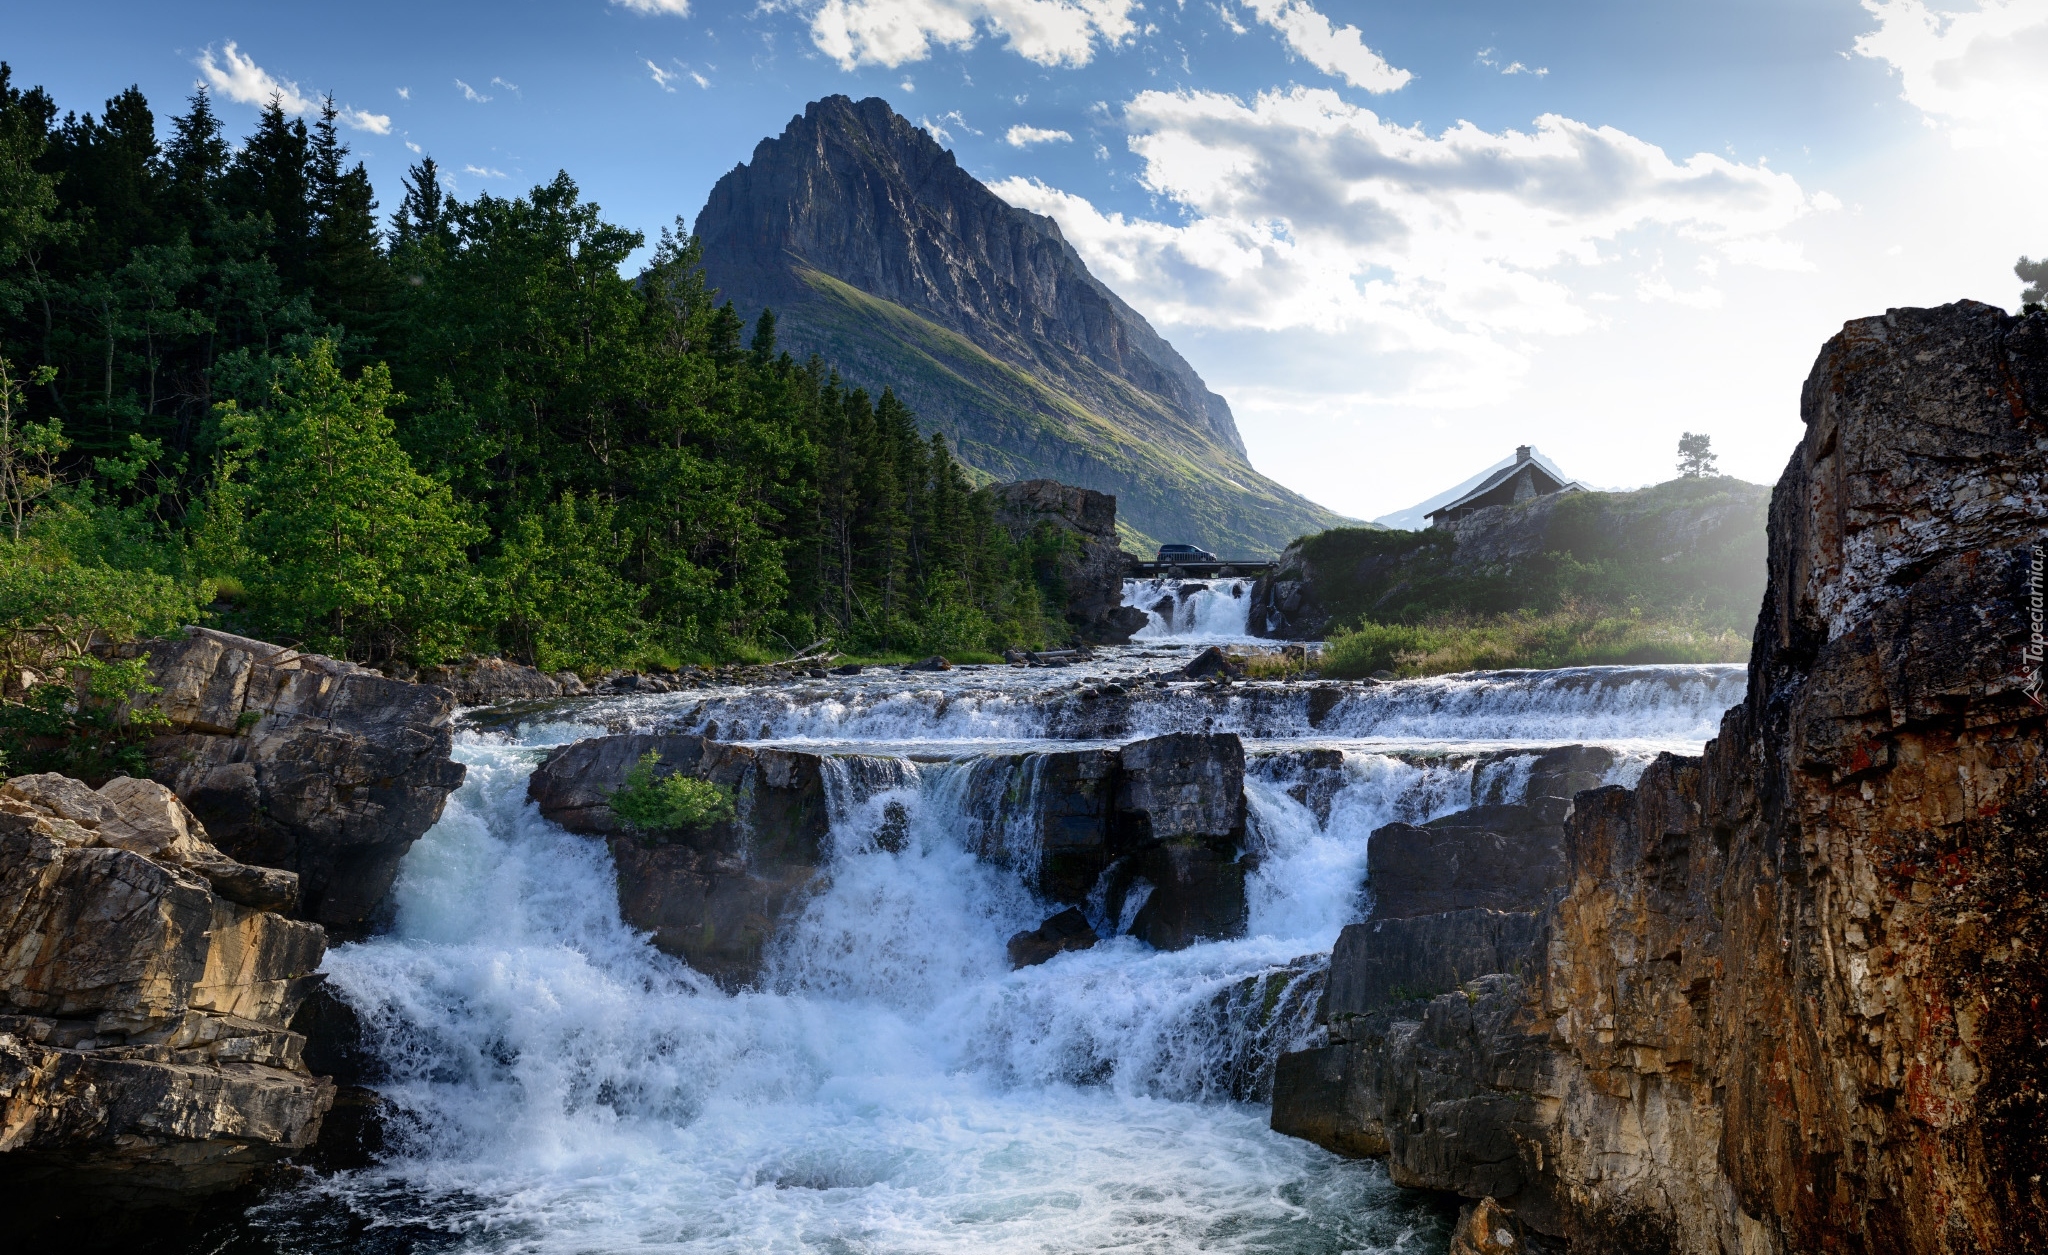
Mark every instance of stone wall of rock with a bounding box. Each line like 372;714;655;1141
1269;301;2048;1253
131;627;467;939
0;772;331;1203
987;479;1149;644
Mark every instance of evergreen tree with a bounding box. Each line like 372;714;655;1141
1677;432;1718;478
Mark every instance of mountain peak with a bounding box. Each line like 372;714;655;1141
694;95;1349;552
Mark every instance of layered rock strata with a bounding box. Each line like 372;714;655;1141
0;772;330;1201
130;627;467;939
1271;301;2048;1253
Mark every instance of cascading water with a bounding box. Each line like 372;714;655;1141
1125;576;1257;640
260;646;1747;1253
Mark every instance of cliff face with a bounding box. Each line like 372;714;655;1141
1271;302;2048;1252
0;772;330;1203
694;95;1348;554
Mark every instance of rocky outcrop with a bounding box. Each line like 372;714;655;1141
0;772;330;1203
413;657;579;703
1247;477;1769;639
1006;907;1098;968
1270;301;2048;1253
692;94;1347;554
528;735;830;986
131;627;467;940
1108;732;1250;950
987;479;1148;643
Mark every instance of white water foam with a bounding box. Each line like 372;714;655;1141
291;732;1451;1253
1126;576;1257;641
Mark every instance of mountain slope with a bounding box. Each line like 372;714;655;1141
692;95;1349;555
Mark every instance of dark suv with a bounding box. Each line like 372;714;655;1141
1156;543;1218;563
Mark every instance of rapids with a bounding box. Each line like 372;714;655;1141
254;628;1747;1253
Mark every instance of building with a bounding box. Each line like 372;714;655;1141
1424;446;1584;528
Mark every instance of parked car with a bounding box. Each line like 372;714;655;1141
1156;543;1219;563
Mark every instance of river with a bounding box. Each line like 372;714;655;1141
241;579;1746;1253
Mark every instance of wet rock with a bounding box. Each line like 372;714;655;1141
1006;907;1098;968
1181;645;1244;680
1112;733;1249;950
529;736;830;986
1032;749;1120;904
906;655;952;672
133;627;466;940
832;663;865;675
1321;910;1545;1024
415;656;564;704
1365;804;1563;919
0;772;332;1203
987;480;1150;644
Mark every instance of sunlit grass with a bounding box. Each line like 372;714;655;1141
1321;608;1749;679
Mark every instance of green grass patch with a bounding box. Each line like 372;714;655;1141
1322;609;1749;679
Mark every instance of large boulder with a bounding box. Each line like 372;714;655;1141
0;772;331;1205
413;656;565;704
132;627;467;939
529;736;830;986
1365;804;1564;920
987;479;1149;644
1110;733;1249;950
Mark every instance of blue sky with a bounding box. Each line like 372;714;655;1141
11;0;2046;520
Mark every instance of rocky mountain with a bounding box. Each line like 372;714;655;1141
692;95;1348;555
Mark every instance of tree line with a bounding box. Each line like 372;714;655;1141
0;66;1070;671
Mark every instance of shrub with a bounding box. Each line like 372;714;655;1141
606;750;737;838
1323;609;1748;679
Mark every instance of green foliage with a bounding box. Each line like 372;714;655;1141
0;65;1060;672
607;750;737;839
1322;609;1749;679
1285;477;1768;636
0;652;169;784
202;340;481;663
0;539;202;668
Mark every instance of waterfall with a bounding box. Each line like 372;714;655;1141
1124;576;1257;640
266;647;1749;1252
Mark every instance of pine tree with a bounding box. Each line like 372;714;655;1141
2019;256;2047;313
1677;432;1717;478
390;157;447;249
225;95;313;288
309;97;386;327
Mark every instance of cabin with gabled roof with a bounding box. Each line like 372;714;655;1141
1425;445;1584;528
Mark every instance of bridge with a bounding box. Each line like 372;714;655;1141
1126;559;1276;578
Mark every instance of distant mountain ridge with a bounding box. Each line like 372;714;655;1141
692;95;1349;554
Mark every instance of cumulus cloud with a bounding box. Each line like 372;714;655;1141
807;0;1138;70
990;87;1828;404
1240;0;1411;93
1855;0;2048;148
1477;47;1548;76
1006;123;1074;145
195;43;390;132
612;0;691;13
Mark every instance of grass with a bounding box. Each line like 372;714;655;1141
1321;609;1749;679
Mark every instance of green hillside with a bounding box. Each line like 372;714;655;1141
772;269;1344;556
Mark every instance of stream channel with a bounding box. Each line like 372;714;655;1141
244;578;1747;1254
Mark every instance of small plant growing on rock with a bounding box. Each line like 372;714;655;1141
607;751;736;840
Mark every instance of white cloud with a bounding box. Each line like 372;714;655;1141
406;140;423;153
194;43;389;132
457;79;492;103
690;71;711;88
612;0;691;12
807;0;1138;70
1855;0;2048;149
1240;0;1411;93
1006;123;1074;145
491;76;521;94
920;109;980;143
1477;47;1548;76
990;87;1827;407
397;86;411;100
648;60;679;90
464;164;507;178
